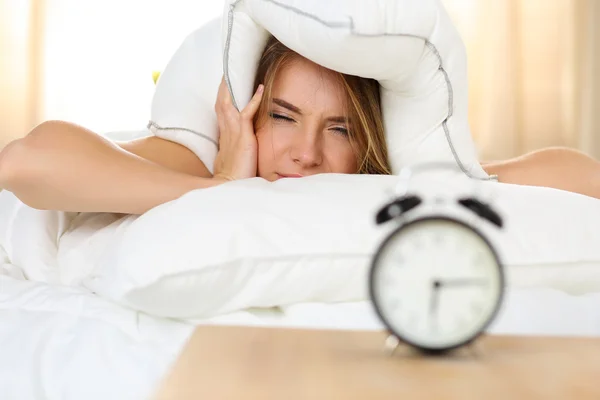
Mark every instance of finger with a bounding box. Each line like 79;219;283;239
240;84;264;120
216;112;227;147
216;114;225;144
215;78;231;142
215;97;226;138
216;77;233;111
215;78;225;106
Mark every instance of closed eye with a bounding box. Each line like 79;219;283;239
331;126;349;136
270;111;348;136
269;112;295;123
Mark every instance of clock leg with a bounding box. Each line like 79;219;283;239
464;340;484;359
384;334;401;356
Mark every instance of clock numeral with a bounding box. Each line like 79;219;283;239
428;318;440;334
380;270;402;286
387;297;401;311
456;316;470;332
412;237;422;250
407;312;417;326
447;314;470;335
471;252;489;268
432;233;445;246
381;275;395;286
470;301;483;315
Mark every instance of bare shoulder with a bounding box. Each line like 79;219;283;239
118;136;212;178
482;147;600;199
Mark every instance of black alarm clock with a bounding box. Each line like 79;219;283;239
369;162;505;355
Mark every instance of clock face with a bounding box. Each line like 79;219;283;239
370;217;503;352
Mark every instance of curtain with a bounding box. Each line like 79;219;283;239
579;0;600;159
0;0;223;149
0;0;42;149
1;0;599;160
444;0;600;160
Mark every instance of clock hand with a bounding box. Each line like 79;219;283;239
429;280;441;318
436;278;489;288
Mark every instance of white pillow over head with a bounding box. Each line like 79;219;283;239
148;19;223;172
149;0;490;178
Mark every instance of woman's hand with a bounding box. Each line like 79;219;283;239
213;77;264;182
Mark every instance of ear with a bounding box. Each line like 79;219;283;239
375;195;422;225
457;198;503;228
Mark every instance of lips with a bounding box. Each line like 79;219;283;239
276;173;304;179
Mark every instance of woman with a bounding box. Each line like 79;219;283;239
0;37;598;215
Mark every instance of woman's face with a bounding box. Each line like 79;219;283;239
255;56;358;181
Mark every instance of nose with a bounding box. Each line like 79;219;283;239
290;131;323;169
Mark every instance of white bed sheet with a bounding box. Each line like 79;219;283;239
2;270;600;400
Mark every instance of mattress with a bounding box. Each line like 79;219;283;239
1;270;600;400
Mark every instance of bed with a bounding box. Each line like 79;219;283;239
1;145;600;399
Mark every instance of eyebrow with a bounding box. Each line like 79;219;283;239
272;98;350;124
273;98;302;114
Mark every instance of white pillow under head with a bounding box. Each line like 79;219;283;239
77;174;600;319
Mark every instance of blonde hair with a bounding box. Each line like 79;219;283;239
252;36;391;175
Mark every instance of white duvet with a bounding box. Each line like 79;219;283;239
1;190;600;400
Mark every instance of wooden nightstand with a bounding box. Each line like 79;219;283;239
154;325;600;400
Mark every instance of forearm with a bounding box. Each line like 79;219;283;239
483;147;600;199
0;121;225;214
